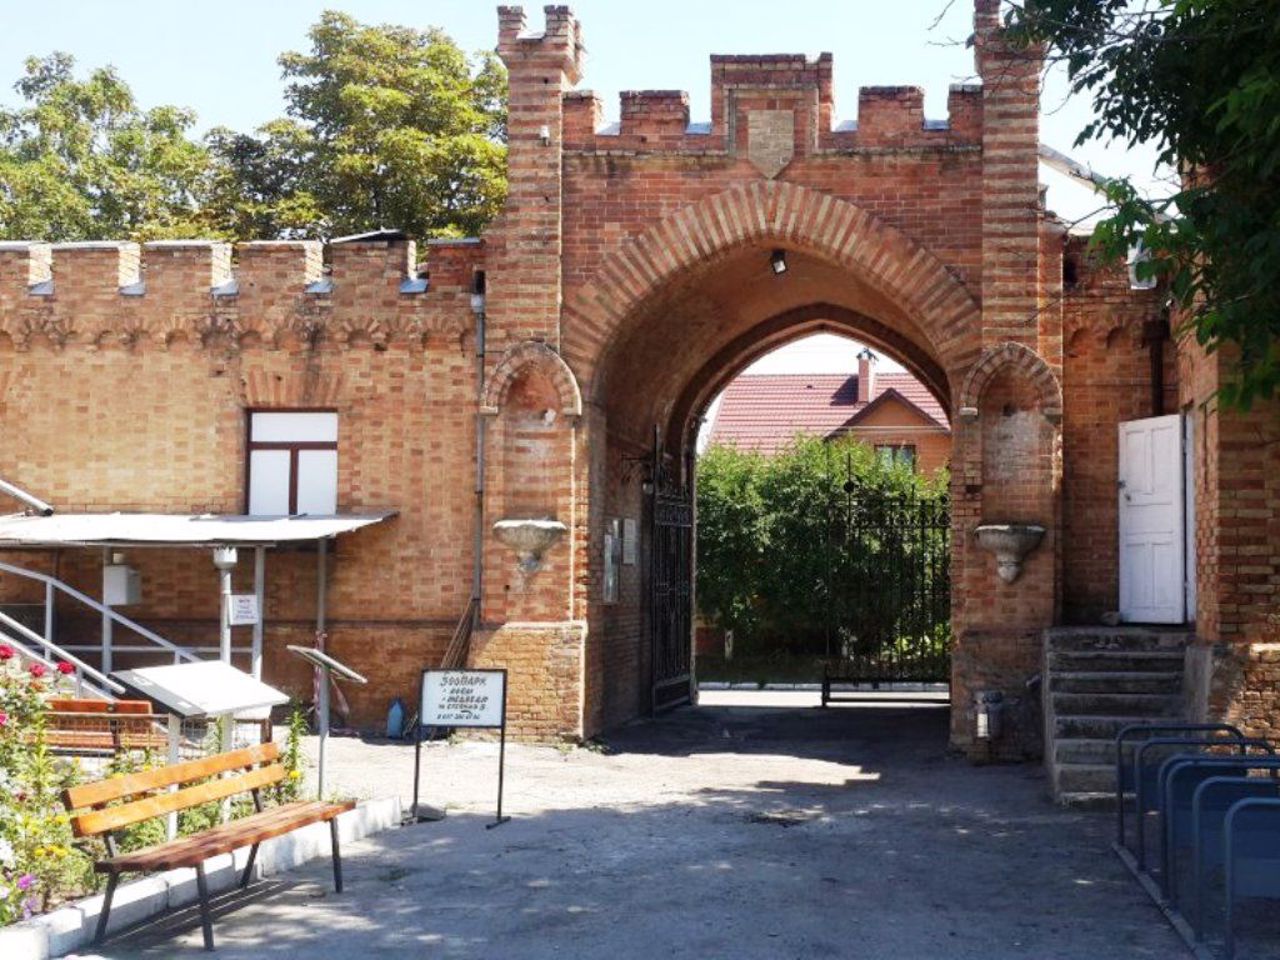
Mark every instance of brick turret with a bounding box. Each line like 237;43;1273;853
489;6;585;356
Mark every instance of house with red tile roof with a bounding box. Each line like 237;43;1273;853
705;350;951;474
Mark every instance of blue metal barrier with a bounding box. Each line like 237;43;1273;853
1130;737;1267;868
1191;776;1280;945
1115;723;1245;848
1223;798;1280;960
1158;756;1280;900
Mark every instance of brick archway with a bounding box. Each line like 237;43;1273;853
563;180;983;396
669;302;953;453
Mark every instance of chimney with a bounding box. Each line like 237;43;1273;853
856;347;877;403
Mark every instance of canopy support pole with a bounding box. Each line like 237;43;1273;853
252;546;265;680
100;547;113;674
316;538;329;799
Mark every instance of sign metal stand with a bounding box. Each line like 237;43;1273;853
412;668;509;828
286;645;367;800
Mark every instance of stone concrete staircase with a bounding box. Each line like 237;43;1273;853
1043;627;1191;806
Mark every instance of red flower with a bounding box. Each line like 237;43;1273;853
0;644;13;660
56;661;75;676
0;710;7;727
28;662;46;678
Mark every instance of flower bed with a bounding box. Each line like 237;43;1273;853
0;644;305;927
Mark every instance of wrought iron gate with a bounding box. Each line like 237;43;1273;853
823;477;951;685
648;438;693;711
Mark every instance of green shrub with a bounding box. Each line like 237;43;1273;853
696;435;948;658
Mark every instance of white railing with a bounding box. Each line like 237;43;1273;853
0;617;124;699
0;560;199;672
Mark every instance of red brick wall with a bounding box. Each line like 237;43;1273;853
0;238;480;726
1060;241;1169;621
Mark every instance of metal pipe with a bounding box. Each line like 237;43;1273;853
0;477;53;515
44;580;53;645
1144;313;1170;417
472;298;487;622
101;548;112;674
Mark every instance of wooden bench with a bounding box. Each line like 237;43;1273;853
63;741;354;950
42;698;169;754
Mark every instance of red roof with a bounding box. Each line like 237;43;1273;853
707;372;950;454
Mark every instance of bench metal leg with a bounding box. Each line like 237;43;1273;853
195;862;215;952
241;843;260;888
330;818;344;893
94;872;119;945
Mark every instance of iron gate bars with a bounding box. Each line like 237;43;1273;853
648;433;694;712
823;473;951;687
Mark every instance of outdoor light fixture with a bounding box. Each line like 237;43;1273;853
770;249;788;275
211;546;238;571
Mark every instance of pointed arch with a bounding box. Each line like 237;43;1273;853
482;340;583;417
563;180;983;393
958;341;1063;422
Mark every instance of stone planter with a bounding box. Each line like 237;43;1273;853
974;523;1046;584
492;518;567;573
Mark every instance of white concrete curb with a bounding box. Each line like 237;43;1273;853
0;796;401;960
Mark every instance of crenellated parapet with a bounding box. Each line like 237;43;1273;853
0;236;483;352
562;54;983;157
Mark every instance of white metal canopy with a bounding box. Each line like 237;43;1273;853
0;511;396;547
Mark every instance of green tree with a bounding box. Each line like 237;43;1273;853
209;11;507;240
0;53;211;241
1005;0;1280;407
696;436;948;656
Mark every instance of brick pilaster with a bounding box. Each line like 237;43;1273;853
488;6;584;358
975;0;1043;346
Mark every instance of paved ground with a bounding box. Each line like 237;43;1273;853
80;691;1188;960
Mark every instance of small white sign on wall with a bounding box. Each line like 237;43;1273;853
603;518;620;603
421;669;507;728
622;517;638;565
228;594;260;626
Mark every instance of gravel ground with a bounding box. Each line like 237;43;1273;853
79;691;1192;960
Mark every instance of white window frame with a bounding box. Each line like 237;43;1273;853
246;410;339;516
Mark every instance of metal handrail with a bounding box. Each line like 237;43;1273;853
440;596;479;670
0;608;125;694
0;560;198;664
0;627;120;700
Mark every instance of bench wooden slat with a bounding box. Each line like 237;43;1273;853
99;800;355;873
72;763;286;838
63;742;280;811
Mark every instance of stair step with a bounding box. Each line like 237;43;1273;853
1044;628;1191;653
1054;738;1118;765
1054;762;1116;794
1049;671;1182;695
1048;650;1185;673
1054;714;1174;739
1056;791;1116;811
1051;692;1182;718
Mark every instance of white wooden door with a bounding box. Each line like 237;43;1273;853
1119;414;1186;623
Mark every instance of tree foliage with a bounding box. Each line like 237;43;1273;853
0;53;211;241
208;11;507;240
0;13;508;243
696;437;948;656
1005;0;1280;407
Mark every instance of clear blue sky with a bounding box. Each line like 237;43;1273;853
0;0;1165;211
